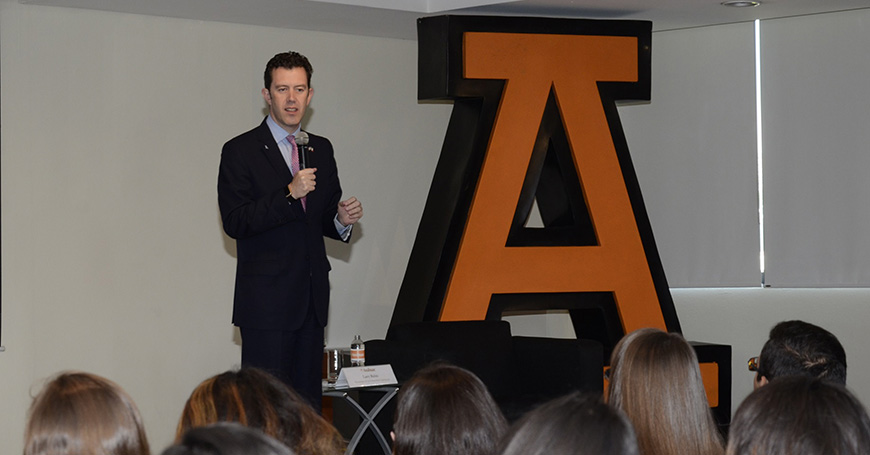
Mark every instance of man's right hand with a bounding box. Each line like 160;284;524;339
288;167;317;199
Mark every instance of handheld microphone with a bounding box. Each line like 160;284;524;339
294;131;310;169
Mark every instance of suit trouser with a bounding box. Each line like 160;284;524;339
239;304;324;412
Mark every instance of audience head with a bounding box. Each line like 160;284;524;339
176;367;344;455
164;422;295;455
607;328;723;455
392;362;507;455
498;392;639;455
727;376;870;455
24;371;150;455
751;319;846;388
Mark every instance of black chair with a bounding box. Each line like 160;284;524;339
365;319;604;421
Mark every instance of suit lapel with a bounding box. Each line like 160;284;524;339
255;119;293;181
305;132;321;170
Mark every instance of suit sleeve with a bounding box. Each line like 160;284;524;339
319;139;345;242
218;140;300;240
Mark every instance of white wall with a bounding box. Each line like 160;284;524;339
0;1;449;451
506;287;870;419
2;2;869;454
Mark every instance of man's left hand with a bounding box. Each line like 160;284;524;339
338;197;363;226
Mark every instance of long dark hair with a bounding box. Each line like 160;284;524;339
392;363;507;455
727;376;870;455
498;392;639;455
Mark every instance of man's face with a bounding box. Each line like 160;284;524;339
262;66;312;134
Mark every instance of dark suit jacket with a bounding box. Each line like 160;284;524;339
218;118;344;331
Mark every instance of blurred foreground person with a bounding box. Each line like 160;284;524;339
165;422;294;455
24;371;150;455
176;368;344;455
727;376;870;455
498;392;639;455
392;363;507;455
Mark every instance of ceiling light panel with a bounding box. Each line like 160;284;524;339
305;0;519;13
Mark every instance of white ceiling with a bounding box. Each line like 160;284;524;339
20;0;870;40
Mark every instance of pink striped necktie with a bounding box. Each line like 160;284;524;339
289;135;306;211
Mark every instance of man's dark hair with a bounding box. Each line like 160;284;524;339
264;51;313;89
758;320;846;384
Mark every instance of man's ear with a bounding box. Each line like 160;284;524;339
262;87;271;104
754;374;769;390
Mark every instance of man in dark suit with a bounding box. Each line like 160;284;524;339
218;51;363;409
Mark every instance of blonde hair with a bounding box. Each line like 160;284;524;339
607;328;723;455
24;371;150;455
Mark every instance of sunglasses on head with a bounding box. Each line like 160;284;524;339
748;356;760;372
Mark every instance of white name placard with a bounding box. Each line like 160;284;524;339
334;364;398;389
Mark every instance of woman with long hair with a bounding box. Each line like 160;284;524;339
24;371;150;455
727;376;870;455
392;363;507;455
497;392;638;455
176;367;344;455
607;328;724;455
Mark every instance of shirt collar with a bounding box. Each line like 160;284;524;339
265;115;300;144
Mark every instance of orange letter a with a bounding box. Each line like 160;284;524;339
393;17;680;337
